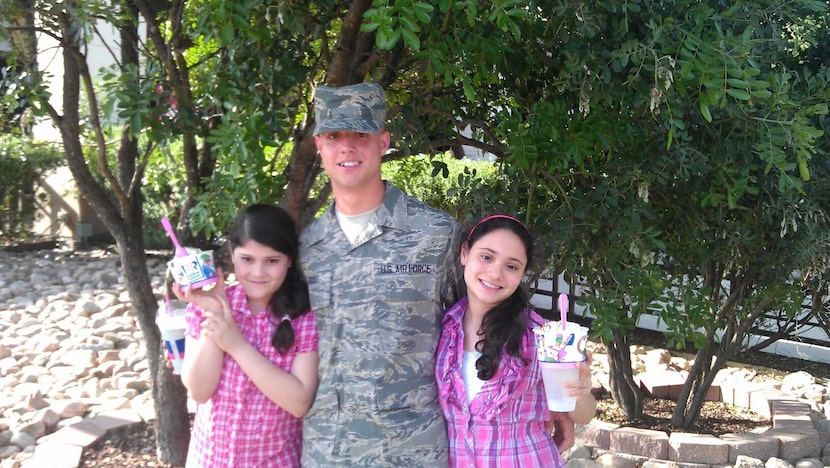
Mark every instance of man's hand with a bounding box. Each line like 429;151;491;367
548;411;575;452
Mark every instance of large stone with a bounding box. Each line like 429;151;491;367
9;432;36;449
667;432;729;464
721;432;780;462
576;419;619;450
636;370;685;398
0;445;21;460
764;427;821;459
26;442;84;468
780;371;816;394
51;401;88;419
610;427;669;459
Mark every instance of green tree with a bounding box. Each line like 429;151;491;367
444;0;830;427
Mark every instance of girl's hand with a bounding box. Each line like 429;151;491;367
561;350;598;425
172;268;228;313
563;350;594;398
201;301;245;354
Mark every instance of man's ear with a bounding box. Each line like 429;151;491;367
380;130;391;152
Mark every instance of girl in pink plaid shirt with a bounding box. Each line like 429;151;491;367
435;215;596;467
175;204;318;467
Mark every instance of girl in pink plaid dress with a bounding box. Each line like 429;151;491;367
175;204;318;467
435;215;596;467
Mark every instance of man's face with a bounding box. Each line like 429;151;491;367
314;129;390;192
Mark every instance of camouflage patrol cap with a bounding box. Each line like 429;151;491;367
312;82;386;136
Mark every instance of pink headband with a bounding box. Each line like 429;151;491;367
466;214;530;245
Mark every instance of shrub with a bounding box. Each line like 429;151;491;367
0;135;63;245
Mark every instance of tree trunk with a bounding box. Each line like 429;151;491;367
51;6;191;463
283;133;322;226
605;327;643;419
117;215;191;465
153;347;191;464
671;340;717;429
672;279;773;430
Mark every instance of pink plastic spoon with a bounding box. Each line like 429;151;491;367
161;217;187;257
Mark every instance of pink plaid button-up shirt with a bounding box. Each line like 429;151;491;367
436;297;565;468
184;283;318;468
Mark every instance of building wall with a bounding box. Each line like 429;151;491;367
30;166;109;247
26;17;125;246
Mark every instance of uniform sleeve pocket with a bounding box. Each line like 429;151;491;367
307;270;332;312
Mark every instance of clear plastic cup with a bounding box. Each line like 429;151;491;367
539;361;581;411
156;301;187;375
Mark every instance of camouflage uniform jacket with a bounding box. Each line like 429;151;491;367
300;183;463;467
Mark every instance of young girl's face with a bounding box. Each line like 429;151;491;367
231;240;292;313
460;228;528;312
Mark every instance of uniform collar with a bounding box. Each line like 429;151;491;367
302;182;411;248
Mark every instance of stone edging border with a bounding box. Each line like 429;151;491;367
573;381;830;465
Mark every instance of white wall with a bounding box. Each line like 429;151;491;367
32;18;124;142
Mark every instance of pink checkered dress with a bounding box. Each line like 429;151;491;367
184;284;318;468
436;297;565;467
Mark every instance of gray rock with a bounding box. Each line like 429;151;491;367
764;457;795;468
9;432;35;450
566;443;594;459
793;458;823;468
735;455;766;467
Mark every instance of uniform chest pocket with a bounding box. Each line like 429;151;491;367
370;266;437;305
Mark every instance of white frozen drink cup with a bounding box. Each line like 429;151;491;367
533;320;589;412
157;301;187;375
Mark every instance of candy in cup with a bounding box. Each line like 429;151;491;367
162;217;218;289
533;294;589;411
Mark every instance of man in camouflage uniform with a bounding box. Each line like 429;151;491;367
300;82;463;466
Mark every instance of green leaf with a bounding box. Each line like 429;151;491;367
725;88;751;101
702;78;724;89
462;77;475;102
798;159;810;181
725;78;748;88
749;89;772;99
748;80;770;90
131;113;141;136
221;22;234;44
399;16;420;33
699;102;712;123
401;28;420;50
508;21;520;41
726;67;743;79
413;3;433;23
361;22;380;32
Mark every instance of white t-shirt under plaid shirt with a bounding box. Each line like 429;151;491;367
184;283;318;468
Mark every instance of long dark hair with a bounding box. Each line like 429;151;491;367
465;215;535;380
227;204;311;353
